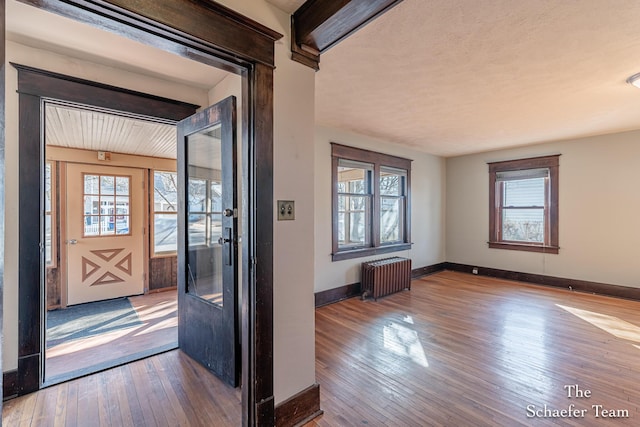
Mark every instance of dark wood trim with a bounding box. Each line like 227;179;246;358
411;262;447;279
11;4;280;424
17;92;41;396
315;282;361;307
3;370;17;401
331;243;412;262
445;262;640;301
331;143;412;262
18;0;282;68
13;64;199;121
275;383;322;427
0;0;5;408
487;242;559;254
14;65;199;397
243;62;275;426
488;155;560;253
331;143;412;170
291;0;404;70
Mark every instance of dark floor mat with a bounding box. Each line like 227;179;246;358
47;297;142;348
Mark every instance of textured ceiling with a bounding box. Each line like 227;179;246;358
316;0;640;156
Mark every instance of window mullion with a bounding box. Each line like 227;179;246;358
372;165;380;248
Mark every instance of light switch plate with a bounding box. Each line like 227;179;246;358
277;200;295;220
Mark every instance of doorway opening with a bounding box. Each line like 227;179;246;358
43;101;182;384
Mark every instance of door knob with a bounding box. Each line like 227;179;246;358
218;237;231;245
68;239;77;245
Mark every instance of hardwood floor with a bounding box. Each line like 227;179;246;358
46;290;178;383
7;271;640;426
306;271;640;426
3;350;241;426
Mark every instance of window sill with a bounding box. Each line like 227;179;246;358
488;241;559;254
332;243;412;262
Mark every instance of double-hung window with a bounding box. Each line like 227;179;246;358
488;155;559;253
332;143;411;261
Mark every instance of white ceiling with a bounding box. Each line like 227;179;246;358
314;0;640;156
10;0;640;158
45;103;177;159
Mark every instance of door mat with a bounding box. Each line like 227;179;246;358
47;297;142;348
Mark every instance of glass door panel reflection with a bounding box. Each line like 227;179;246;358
187;124;224;307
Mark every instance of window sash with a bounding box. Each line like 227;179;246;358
332;143;412;261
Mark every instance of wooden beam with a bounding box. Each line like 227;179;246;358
291;0;404;70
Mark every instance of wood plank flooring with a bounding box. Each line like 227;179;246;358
306;271;640;426
7;271;640;426
4;350;242;426
46;290;177;382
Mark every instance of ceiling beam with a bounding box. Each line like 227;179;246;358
291;0;404;70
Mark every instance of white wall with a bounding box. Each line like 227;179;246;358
3;41;210;372
447;130;640;287
314;126;446;293
209;2;319;401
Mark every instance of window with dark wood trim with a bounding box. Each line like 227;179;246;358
331;143;412;261
488;155;560;254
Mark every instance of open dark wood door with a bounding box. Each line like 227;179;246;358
177;96;239;387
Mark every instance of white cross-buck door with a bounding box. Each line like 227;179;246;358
66;163;145;305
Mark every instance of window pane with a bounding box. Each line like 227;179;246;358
338;195;370;248
211;181;222;212
188;179;207;212
380;169;405;196
84;216;100;236
116;177;129;195
349;212;368;246
84;175;99;194
188;214;206;246
45;214;52;265
209;214;223;246
502;208;544;242
102;216;115;235
154;171;177;212
100;176;115;195
45;163;52;211
154;214;177;253
503;177;545;207
337;165;370;194
381;197;403;243
84;196;99;215
116;215;130;234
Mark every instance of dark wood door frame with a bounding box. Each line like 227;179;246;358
6;1;281;426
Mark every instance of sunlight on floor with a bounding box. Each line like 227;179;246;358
557;304;640;343
383;321;429;367
133;317;178;336
47;327;137;357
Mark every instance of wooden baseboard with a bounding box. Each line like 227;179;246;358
275;383;322;427
3;370;18;400
315;282;361;307
445;262;640;301
412;262;447;279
